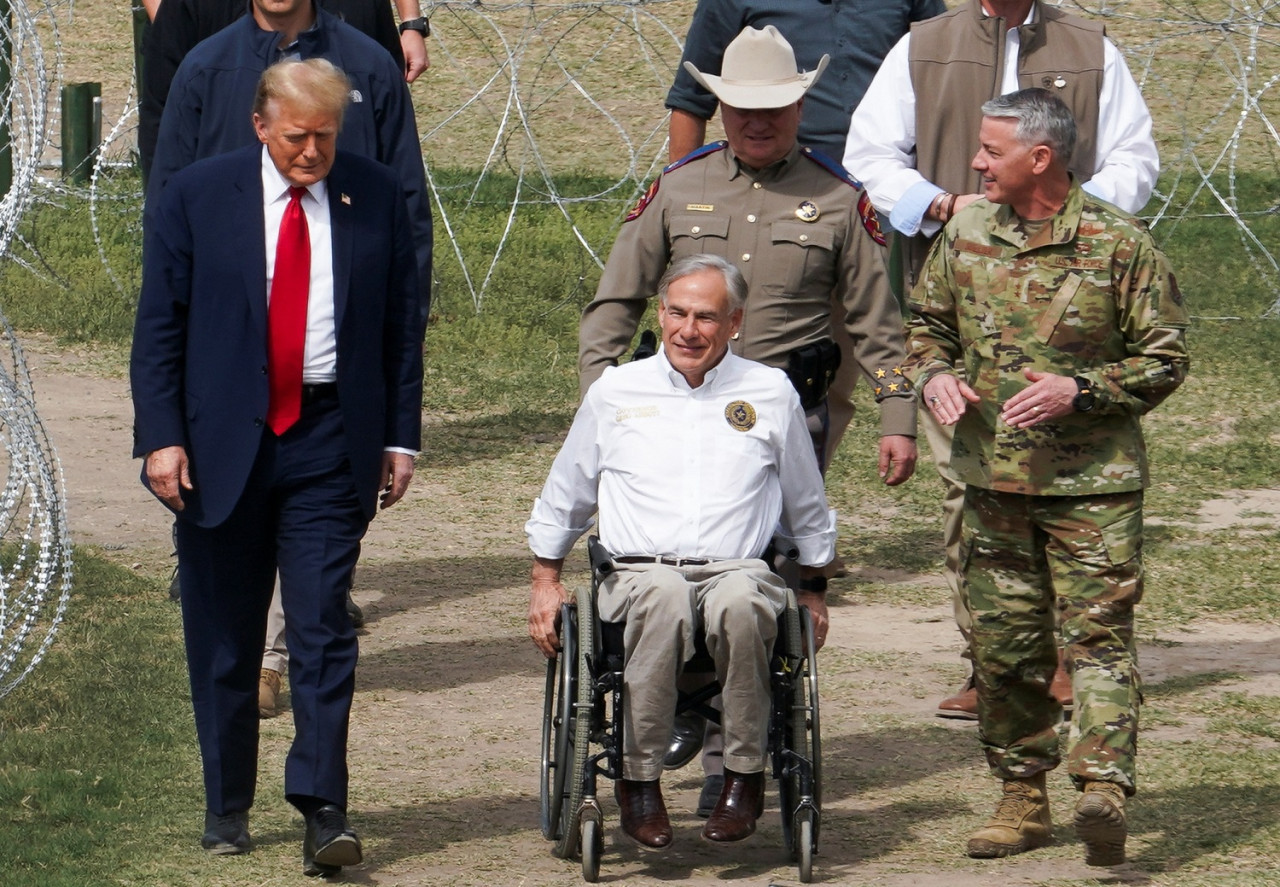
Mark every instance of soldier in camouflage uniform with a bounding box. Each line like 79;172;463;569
903;89;1189;867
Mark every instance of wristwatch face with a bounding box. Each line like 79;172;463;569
399;17;428;34
1073;388;1096;412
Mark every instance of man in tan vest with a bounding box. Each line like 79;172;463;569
843;0;1159;719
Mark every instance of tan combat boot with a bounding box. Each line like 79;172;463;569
258;667;283;718
967;772;1053;858
1074;780;1127;866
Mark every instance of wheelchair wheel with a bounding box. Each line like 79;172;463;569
581;809;603;882
778;601;821;875
540;604;574;841
540;596;594;859
796;810;815;883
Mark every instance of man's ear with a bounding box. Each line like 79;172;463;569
1030;144;1054;175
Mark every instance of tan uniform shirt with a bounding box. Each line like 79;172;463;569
578;143;916;437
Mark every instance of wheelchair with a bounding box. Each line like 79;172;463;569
540;537;822;882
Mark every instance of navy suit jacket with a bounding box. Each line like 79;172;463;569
131;144;423;527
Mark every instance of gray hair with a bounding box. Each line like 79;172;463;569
254;58;351;128
980;87;1077;165
656;254;747;313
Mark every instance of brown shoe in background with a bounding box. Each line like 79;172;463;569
936;674;978;720
702;768;764;842
258;668;283;719
967;772;1053;858
1074;780;1127;866
1050;657;1074;713
614;779;671;849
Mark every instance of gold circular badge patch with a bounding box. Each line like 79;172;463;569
724;400;757;432
795;200;820;222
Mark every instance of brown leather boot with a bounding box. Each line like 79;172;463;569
1050;655;1074;713
967;772;1053;858
702;768;764;842
614;779;672;849
936;674;978;720
258;668;283;718
1074;781;1126;866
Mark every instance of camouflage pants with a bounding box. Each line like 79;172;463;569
962;486;1143;795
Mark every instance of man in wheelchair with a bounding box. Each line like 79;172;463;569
526;254;835;849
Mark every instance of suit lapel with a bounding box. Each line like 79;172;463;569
327;162;354;338
238;152;269;336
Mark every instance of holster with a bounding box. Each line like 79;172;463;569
785;339;842;411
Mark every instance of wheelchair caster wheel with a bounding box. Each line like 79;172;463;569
797;814;814;883
580;816;602;882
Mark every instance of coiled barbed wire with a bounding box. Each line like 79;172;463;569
0;0;72;700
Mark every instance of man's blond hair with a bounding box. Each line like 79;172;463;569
253;58;351;127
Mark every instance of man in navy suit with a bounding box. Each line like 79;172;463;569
131;58;423;877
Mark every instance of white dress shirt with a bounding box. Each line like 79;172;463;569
526;348;836;567
844;6;1159;237
262;146;336;385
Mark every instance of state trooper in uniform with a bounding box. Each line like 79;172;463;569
580;24;916;470
578;24;917;812
904;89;1189;867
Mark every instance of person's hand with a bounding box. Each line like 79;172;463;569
400;32;429;83
379;452;416;509
878;434;917;486
796;590;829;652
923;373;980;426
1001;368;1077;429
144;445;192;511
528;576;569;658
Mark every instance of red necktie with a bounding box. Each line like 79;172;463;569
266;186;311;435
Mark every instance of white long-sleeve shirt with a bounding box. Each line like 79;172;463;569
526;348;836;567
844;6;1159;238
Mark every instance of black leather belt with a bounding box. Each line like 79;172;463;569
615;555;712;567
301;383;338;406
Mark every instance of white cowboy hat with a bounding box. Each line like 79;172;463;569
683;25;829;110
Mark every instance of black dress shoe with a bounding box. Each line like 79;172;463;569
345;592;365;629
201;810;250;855
696;773;725;818
702;769;764;843
303;804;362;877
614;779;672;849
662;710;705;770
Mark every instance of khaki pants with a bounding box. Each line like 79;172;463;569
920;407;969;657
598;560;788;782
262;577;289;673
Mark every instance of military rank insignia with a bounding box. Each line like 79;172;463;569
626;179;660;222
724;400;757;432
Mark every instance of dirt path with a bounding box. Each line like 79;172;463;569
25;335;1280;885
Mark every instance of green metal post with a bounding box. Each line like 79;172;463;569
0;0;12;197
61;82;102;185
133;3;148;182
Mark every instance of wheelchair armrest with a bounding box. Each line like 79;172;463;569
587;535;615;579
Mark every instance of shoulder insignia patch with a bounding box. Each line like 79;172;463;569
800;148;887;246
663;140;727;175
625;178;660;222
801;146;861;189
857;190;887;246
724;400;757;432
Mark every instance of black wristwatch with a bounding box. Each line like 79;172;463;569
1072;376;1096;412
398;16;429;36
797;576;828;594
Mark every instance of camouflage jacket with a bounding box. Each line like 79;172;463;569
903;180;1190;495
